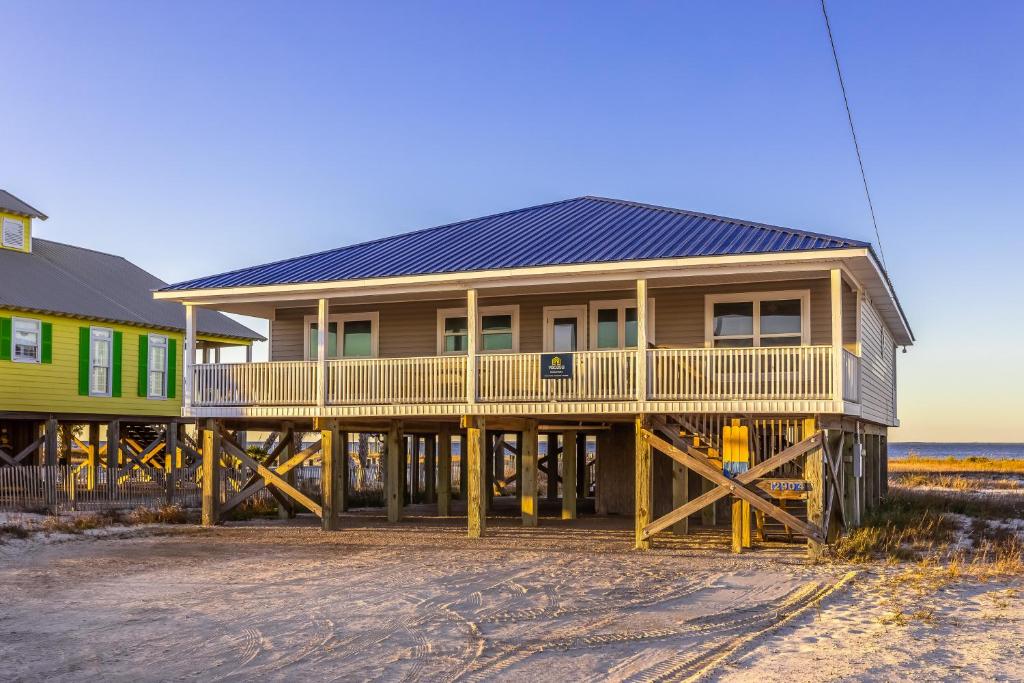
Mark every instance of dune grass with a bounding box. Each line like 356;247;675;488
890;456;1024;474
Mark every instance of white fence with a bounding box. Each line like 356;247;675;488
0;466;201;513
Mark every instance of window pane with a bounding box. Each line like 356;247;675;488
92;339;110;365
91;367;108;394
713;302;753;337
625;307;638;348
596;309;618;349
760;299;801;336
445;334;467;353
308;322;339;358
761;335;801;347
14;322;39;360
482;332;513;351
552;318;578;352
481;314;512;332
150;345;166;370
714;337;754;348
342;320;373;357
445;316;468;335
149;370;164;397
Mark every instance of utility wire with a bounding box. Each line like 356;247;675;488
820;0;887;270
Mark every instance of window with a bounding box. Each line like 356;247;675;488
2;217;26;250
89;327;113;395
304;312;378;359
436;306;519;354
12;318;41;363
148;334;168;398
705;290;810;348
588;299;655;350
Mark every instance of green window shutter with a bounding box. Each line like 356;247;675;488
41;322;53;364
167;338;177;399
137;334;149;397
0;317;11;361
78;327;90;395
111;330;123;397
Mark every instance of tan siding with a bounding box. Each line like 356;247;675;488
857;298;897;425
269;278;834;361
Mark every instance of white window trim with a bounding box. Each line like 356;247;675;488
436;305;520;355
147;333;169;400
542;305;588;352
704;290;811;348
2;216;27;250
587;298;655;350
302;312;380;360
88;326;113;397
12;317;42;364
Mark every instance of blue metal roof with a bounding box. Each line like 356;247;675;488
163;196;870;291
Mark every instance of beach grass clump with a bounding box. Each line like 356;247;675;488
887;485;1024;520
225;496;280;520
40;510;124;534
130;505;190;525
0;523;31;541
832;499;957;563
890;456;1024;474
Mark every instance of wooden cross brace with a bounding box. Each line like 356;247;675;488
219;434;323;518
0;435;44;467
640;423;824;544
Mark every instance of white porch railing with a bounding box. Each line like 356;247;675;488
477;350;636;402
190;346;841;408
842;349;861;403
648;346;835;401
192;360;318;406
327;355;466;405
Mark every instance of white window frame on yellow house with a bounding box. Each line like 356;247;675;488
588;299;655;350
302;312;379;360
2;216;27;250
12;317;41;363
704;289;811;348
436;305;520;355
89;327;114;397
542;305;588;352
147;333;169;399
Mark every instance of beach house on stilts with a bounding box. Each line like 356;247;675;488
155;196;912;552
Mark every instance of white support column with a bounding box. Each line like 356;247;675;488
466;288;479;405
830;268;844;409
317;297;329;410
183;304;197;411
635;278;649;402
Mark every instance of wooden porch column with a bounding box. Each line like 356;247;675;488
466;288;479;405
465;416;487;537
320;423;343;531
561;430;577;520
635;278;649;402
183;304;197;411
521;420;538;527
385;421;403;522
87;423;100;490
106;420;120;499
437;425;452;516
165;422;177;505
634;415;652;550
201;421;221;527
317;297;329;410
546;433;558;501
425;434;436;504
831;268;844;409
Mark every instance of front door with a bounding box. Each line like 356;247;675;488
543;305;587;352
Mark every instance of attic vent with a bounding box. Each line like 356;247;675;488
2;217;26;250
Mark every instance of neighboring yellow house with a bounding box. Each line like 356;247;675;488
0;189;262;468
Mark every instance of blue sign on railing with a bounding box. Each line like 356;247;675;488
540;353;573;379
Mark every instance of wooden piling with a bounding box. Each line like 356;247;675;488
634;416;652;550
87;423;100;491
425;434;436;504
165;423;177;505
561;430;577;520
576;432;586;500
278;422;294;519
320;424;345;531
201;422;220;526
465;416;487;538
804;418;825;559
437;425;452;516
672;459;689;535
107;420;120;499
385;421;403;523
546;433;559;501
521;420;538;527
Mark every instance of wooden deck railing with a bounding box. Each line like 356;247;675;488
477;350;636;402
191;346;841;408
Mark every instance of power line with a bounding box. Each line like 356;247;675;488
820;0;887;270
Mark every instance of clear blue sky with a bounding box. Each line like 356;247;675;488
4;1;1022;441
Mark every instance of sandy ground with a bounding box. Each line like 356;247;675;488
0;509;1021;682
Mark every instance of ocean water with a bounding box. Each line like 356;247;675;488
890;442;1024;460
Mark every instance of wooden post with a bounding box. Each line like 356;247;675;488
278;423;294;520
701;478;717;526
831;268;844;409
576;432;586;500
562;429;577;520
521;420;538;527
183;304;196;411
636;278;649;402
340;430;349;512
106;420;120;499
316;297;329;410
485;432;495;511
466;288;478;405
43;418;58;507
514;433;522;500
803;418;825;559
465;416;486;538
437;425;452;516
635;416;652;550
546;433;558;501
385;421;403;522
87;423;100;491
320;424;343;531
425;434;436;504
165;423;177;506
201;422;220;526
672;459;689;535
